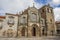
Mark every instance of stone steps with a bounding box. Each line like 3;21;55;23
0;36;60;40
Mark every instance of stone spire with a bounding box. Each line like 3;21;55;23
47;3;50;6
33;3;35;7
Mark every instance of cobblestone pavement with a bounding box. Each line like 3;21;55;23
0;36;60;40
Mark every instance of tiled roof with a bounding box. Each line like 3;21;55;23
0;16;5;19
56;21;60;24
6;13;19;16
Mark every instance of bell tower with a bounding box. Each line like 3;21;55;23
39;4;57;36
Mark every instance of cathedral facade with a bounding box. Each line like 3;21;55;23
0;4;56;37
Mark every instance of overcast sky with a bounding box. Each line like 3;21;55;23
0;0;60;21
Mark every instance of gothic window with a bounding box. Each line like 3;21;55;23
20;16;27;25
31;13;37;22
21;27;25;36
46;8;49;13
8;16;14;25
47;8;52;13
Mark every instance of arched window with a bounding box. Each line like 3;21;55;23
21;27;25;36
20;16;27;25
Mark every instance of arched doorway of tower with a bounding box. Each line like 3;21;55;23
32;24;38;36
21;27;25;36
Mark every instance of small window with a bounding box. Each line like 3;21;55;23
50;19;52;22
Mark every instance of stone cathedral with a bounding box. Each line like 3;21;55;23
0;4;56;37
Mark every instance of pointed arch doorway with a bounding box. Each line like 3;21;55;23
32;27;36;36
21;27;25;36
32;24;38;36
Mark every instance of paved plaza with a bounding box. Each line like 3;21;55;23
0;36;60;40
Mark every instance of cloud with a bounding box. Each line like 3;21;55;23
0;0;35;14
52;0;60;4
0;0;60;21
53;7;60;21
50;0;60;8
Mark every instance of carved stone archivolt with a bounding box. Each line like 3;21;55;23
31;24;40;37
3;29;16;37
17;26;27;37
